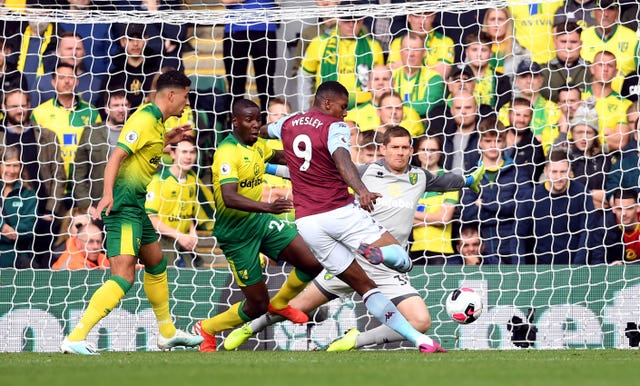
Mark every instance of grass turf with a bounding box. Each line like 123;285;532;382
2;350;637;386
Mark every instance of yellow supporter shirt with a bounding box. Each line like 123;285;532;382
581;88;632;148
499;95;561;155
410;170;459;254
302;32;384;108
145;168;215;234
392;66;445;118
581;25;639;92
31;96;102;179
473;63;500;108
345;101;425;136
387;31;455;67
508;0;563;64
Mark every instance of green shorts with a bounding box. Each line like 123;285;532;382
103;208;158;258
216;213;298;287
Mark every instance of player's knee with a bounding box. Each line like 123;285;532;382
243;297;269;319
402;306;432;332
109;256;137;283
410;312;432;333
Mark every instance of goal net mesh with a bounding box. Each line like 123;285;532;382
1;0;639;352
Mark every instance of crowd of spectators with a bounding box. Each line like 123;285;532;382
0;0;639;268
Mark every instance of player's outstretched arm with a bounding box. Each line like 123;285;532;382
332;148;381;212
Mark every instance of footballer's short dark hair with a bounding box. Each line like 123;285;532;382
156;70;191;92
232;98;260;117
315;81;349;103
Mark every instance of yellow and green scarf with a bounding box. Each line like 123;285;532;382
17;23;54;77
320;30;373;90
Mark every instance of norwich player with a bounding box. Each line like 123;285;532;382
192;99;323;352
61;70;203;355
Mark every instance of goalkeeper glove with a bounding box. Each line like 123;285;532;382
464;162;485;193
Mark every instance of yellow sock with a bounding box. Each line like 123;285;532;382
144;270;177;338
68;278;127;341
201;302;249;335
270;268;309;310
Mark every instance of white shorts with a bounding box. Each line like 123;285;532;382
313;254;420;302
295;203;386;275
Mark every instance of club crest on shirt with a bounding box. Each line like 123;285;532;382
220;163;231;175
620;42;629;52
146;191;155;201
125;131;138;144
409;173;418;185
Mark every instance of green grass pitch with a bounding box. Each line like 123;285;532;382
2;350;637;386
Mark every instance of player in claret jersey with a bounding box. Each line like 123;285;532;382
265;81;446;353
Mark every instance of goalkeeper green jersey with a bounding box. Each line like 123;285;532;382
112;103;165;212
212;134;274;237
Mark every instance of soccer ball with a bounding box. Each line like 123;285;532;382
445;287;483;324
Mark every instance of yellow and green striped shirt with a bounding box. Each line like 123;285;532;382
212;134;274;235
112;103;165;211
302;34;384;108
392;66;445;118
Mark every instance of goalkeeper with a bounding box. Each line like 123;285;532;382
224;125;484;351
61;70;203;355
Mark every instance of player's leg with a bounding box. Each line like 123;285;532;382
62;254;136;355
270;237;324;322
137;215;203;349
329;296;431;351
197;280;270;352
249;30;277;119
224;280;334;350
194;231;269;352
335;261;443;353
223;32;249;105
261;218;324;323
62;213;140;355
137;241;203;350
358;231;413;273
298;206;444;353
